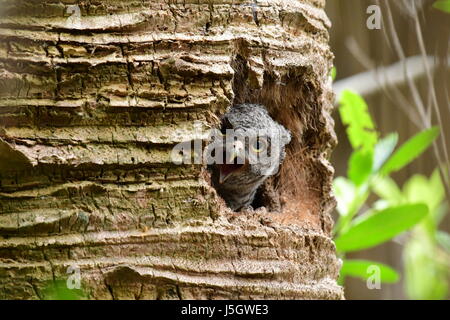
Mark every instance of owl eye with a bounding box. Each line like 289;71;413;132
250;137;268;153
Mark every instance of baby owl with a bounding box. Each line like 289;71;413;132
208;104;291;211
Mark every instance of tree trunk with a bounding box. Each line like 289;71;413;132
0;0;343;299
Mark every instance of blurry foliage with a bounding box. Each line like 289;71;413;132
376;170;449;300
41;279;86;300
433;0;450;13
333;90;449;299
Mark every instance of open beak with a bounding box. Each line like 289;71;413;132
219;154;239;184
218;141;246;184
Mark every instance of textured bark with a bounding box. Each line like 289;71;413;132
0;0;343;299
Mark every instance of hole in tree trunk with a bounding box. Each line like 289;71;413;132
206;44;329;232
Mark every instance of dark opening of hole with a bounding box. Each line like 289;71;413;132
208;49;305;214
251;177;282;212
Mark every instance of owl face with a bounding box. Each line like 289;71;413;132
207;104;291;186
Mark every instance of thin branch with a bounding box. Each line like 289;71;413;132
343;37;423;127
384;0;430;127
413;8;450;173
333;55;450;102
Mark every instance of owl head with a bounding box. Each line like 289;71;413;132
207;104;291;187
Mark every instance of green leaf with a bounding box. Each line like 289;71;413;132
333;181;370;235
339;90;378;153
431;169;449;224
331;67;337;81
404;173;444;218
403;170;446;236
348;150;373;186
371;175;403;204
372;199;390;211
373;133;398;172
437;231;450;252
381;127;440;175
335;204;428;252
340;259;400;283
333;177;356;216
435;202;449;227
430;169;446;216
430;168;445;194
433;0;450;13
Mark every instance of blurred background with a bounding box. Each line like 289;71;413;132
326;0;450;300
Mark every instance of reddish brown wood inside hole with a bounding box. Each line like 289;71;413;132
224;49;334;234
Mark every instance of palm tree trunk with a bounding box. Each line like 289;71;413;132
0;0;342;299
